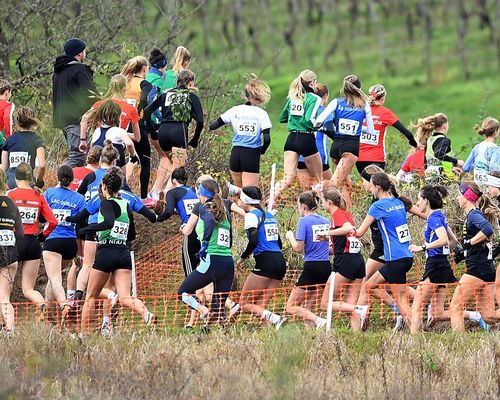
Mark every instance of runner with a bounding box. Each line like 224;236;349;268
177;179;234;323
143;69;204;204
354;172;414;326
356;84;417;173
209;74;272;188
273;70;323;202
462;117;499;184
317;187;368;331
449;182;499;332
284;192;331;328
0;169;23;333
237;186;287;329
297;83;333;188
1;107;46;189
78;168;156;335
7;163;57;317
314;75;375;207
43;165;86;319
485;171;500;314
146;47;169;93
411;113;464;178
0;79;14;144
164;46;191;90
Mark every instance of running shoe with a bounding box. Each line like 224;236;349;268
144;312;157;326
356;305;369;331
394;315;406;331
274;316;287;331
142;197;158;209
228;303;240;320
425;304;435;330
478;317;490;332
315;318;328;329
109;292;119;308
100;322;113;338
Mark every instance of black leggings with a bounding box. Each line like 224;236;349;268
178;255;234;318
135;122;151;199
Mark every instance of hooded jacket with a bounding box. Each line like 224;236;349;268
52;55;97;128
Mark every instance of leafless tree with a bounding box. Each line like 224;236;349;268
454;0;471;81
367;0;396;76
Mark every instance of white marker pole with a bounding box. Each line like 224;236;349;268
268;163;277;211
326;272;336;331
131;251;137;297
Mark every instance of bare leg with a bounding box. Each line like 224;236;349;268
450;275;481;332
272;151;299;203
0;263;17;331
230;171;243;189
410;279;434;334
20;260;45;304
241;172;260;188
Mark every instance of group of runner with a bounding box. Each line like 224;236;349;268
0;39;499;335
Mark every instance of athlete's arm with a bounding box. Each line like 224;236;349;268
181;213;198;236
392;121;418;148
279;99;290;123
77;172;95;195
40;195;58;237
240;227;259;259
447;226;459;248
260;128;271;155
230;202;246;217
326;221;354;236
209;117;225;131
1;149;8;171
137;206;157;223
65;208;90;223
432;137;458;165
188;94;204;148
199;208;216;244
286;232;304;253
130;121;141;143
355;215;376;237
143;93;163;123
14;204;24;241
157;189;178;222
462;146;477;173
408;205;427;220
78;200;118;234
79;108;92;145
35;147;46;185
363;103;375;135
314;99;336;128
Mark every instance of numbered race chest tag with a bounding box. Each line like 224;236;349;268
312;224;330;242
217;228;231;248
0;230;15;246
265;223;279;241
53;209;71;226
396;224;411;243
19;206;38;225
10;151;30;169
360;130;380;145
290;100;304;117
183;199;198;215
237;119;258;136
338;118;359;136
347;236;362;253
111;221;129;241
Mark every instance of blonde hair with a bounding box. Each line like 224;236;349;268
411;113;448;146
172;46;191;74
243;74;271;106
474;117;499;138
120;56;149;81
368;84;386;106
103;74;127;98
288;70;317;102
341;75;369;109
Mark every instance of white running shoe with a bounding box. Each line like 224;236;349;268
394;315;405;331
109;292;119;308
100;322;113;338
355;305;369;330
144;312;157;326
315;317;328;329
274;316;287;330
228;303;240;319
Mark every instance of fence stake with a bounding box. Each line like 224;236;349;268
326;272;335;331
268;163;277;211
131;251;137;297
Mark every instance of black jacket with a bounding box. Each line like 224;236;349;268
52;55;97;128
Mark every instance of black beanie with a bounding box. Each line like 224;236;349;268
64;38;86;57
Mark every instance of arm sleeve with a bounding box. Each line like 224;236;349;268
314;99;336;128
143;94;163;123
78;200;117;235
40;196;58;237
65;208;90;223
392;120;418;148
470;212;494;237
363;103;375;135
199;209;216;244
77;172;95;195
137;206;157;223
189;94;204;143
138;80;152;114
279;99;290;123
260;128;271;155
157;189;177;222
209;117;226;131
240;228;259;259
14;205;24;241
433;137;458;165
462;146;477;172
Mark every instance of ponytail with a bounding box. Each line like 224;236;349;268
288;70;317;102
172;46;191;74
244;74;271;106
298;191;320;211
86;100;121;132
103;74;127;99
120;56;149;81
368;84;386;106
341;75;369;109
57;165;74;188
100;140;119;165
15;106;41;130
411;113;448;146
201;179;226;223
322;187;346;210
474;117;499;138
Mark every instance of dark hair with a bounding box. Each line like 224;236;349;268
171;167;188;185
464;181;500;228
102;166;123;196
298;191;319;211
87;145;103;165
15;106;41;130
100;140;119;165
0;79;11;95
202;179;226;223
322;187;346;210
149;47;167;68
242;186;265;225
420;184;448;209
15;162;33;182
58;165;74;188
371;172;413;210
87;100;121;131
176;69;196;88
315;83;329;98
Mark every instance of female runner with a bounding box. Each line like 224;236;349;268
7;163;57;315
237;186;287;328
284;192;332;328
164;46;191;90
273;70;323;202
209;74;272;188
485;171;500;313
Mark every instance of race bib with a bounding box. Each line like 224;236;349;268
290;100;304;116
474;170;488;184
395;224;411;243
19;206;38;225
52;209;71;226
312;224;330;242
183;199;198;215
111;221;129;241
0;230;15;246
338;118;359;136
125;98;137;108
217;228;230;248
347;236;361;253
487;242;493;260
265;223;279;241
237;120;258;136
442;244;450;255
9;151;30;168
359;130;380;145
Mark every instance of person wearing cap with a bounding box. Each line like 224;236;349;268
314;74;375;208
449;181;499;332
236;186;287;329
52;37;97;167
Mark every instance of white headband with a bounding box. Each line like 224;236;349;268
486;174;500;188
240;191;260;205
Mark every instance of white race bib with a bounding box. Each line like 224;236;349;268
52;209;71;226
217;228;231;248
395;224;411;243
237;120;258;136
359;130;380;145
111;221;129;241
0;230;15;246
347;236;362;253
265;223;279;241
19;206;38;225
9;151;30;168
474;170;488;184
183;199;198;215
487;242;493;260
338;118;359;136
290;100;304;116
442;244;450;255
312;224;330;242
